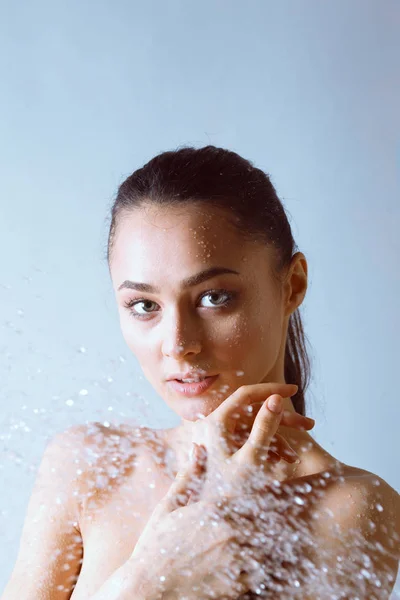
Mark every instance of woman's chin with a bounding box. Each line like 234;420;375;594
170;396;224;421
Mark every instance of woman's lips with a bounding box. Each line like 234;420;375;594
166;375;219;397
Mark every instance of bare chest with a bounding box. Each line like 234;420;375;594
72;452;172;598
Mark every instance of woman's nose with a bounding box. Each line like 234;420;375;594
161;316;202;358
162;335;202;358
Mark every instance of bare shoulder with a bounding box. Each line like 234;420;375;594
58;421;166;515
316;464;399;532
304;463;399;597
54;420;160;469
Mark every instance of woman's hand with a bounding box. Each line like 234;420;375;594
188;382;314;502
127;445;253;600
184;385;316;596
124;387;314;599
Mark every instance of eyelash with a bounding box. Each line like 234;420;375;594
123;288;236;320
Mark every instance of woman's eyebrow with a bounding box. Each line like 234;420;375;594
118;266;240;293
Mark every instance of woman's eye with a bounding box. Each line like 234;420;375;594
124;289;235;320
199;290;233;308
125;299;159;318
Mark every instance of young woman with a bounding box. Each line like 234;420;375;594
2;146;399;599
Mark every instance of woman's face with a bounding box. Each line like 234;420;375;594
110;203;300;421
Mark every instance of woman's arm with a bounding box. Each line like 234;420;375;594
1;426;87;600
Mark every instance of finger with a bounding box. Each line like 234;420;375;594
281;410;315;430
235;394;284;465
213;382;298;430
157;443;207;516
266;449;281;463
187;444;208;505
242;406;315;432
270;433;299;463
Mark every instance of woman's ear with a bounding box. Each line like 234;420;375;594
283;252;308;316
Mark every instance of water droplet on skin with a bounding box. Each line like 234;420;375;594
294;496;305;506
360;568;371;579
375;503;383;512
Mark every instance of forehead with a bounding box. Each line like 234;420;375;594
110;203;268;287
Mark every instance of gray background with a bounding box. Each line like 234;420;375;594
1;0;399;595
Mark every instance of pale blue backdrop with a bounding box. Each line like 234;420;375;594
1;0;399;595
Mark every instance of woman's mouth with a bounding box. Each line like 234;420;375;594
167;375;219;397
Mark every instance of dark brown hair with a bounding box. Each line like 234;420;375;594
107;145;311;416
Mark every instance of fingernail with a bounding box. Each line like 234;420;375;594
267;395;283;414
305;417;315;425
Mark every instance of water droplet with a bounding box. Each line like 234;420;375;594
294;496;305;505
360;568;371;579
79;389;88;396
375;503;383;512
66;399;74;407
